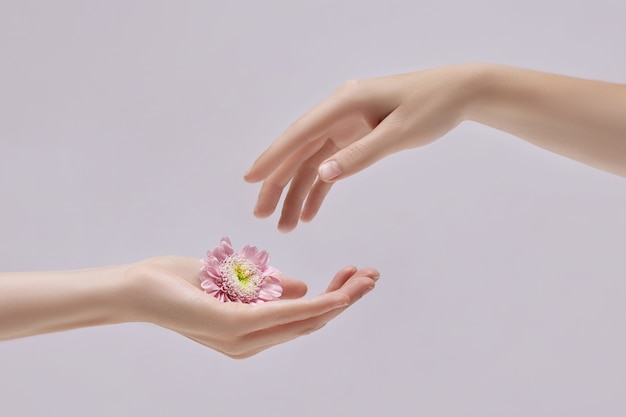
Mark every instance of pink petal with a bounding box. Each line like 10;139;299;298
200;237;284;304
204;253;216;264
213;237;234;261
240;244;259;260
220;236;233;249
258;281;283;300
200;265;222;282
262;266;280;278
200;279;220;292
254;250;269;267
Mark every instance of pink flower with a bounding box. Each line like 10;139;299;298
200;237;283;304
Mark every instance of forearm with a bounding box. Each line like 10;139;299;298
467;64;626;176
0;265;134;341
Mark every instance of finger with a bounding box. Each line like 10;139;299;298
325;266;379;293
317;112;403;183
242;270;378;350
331;268;378;302
253;139;326;218
278;275;308;299
325;265;357;293
284;114;372;225
278;140;339;232
241;308;338;354
244;87;356;183
252;181;284;219
242;292;349;333
300;178;333;222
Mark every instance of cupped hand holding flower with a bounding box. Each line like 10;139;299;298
0;242;378;358
128;256;378;358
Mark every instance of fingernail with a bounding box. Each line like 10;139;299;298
319;160;341;181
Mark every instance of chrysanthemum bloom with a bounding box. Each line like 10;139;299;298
200;237;283;304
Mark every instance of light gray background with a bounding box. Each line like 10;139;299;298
1;1;625;416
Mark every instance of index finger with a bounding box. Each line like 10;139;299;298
243;87;354;183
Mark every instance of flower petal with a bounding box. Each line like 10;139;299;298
257;280;283;300
240;244;259;260
254;250;269;267
200;279;220;291
201;237;283;304
262;266;280;278
213;236;234;261
200;264;222;282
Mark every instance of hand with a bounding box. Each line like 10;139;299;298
244;63;484;231
127;256;379;359
245;63;626;232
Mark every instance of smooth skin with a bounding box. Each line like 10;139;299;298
244;63;626;232
0;257;378;359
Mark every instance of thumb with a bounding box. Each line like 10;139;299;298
317;117;399;182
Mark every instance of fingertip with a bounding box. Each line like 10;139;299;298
325;265;358;293
360;267;380;281
344;265;358;274
300;205;318;223
243;165;261;183
254;182;284;219
278;275;308;299
277;219;297;233
301;178;332;222
253;205;272;219
337;265;358;280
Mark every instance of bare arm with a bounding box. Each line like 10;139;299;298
0;266;131;341
0;257;378;358
469;65;626;176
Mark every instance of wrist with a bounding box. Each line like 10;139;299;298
462;63;526;124
67;264;140;328
101;264;143;325
117;261;159;325
120;256;206;327
455;62;502;122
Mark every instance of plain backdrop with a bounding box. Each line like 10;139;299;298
1;1;626;416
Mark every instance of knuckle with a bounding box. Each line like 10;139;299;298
344;141;369;162
288;116;309;137
335;79;367;106
337;78;362;93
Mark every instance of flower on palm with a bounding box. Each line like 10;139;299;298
200;237;282;304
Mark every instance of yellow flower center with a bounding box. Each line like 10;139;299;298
235;265;251;283
220;255;264;302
